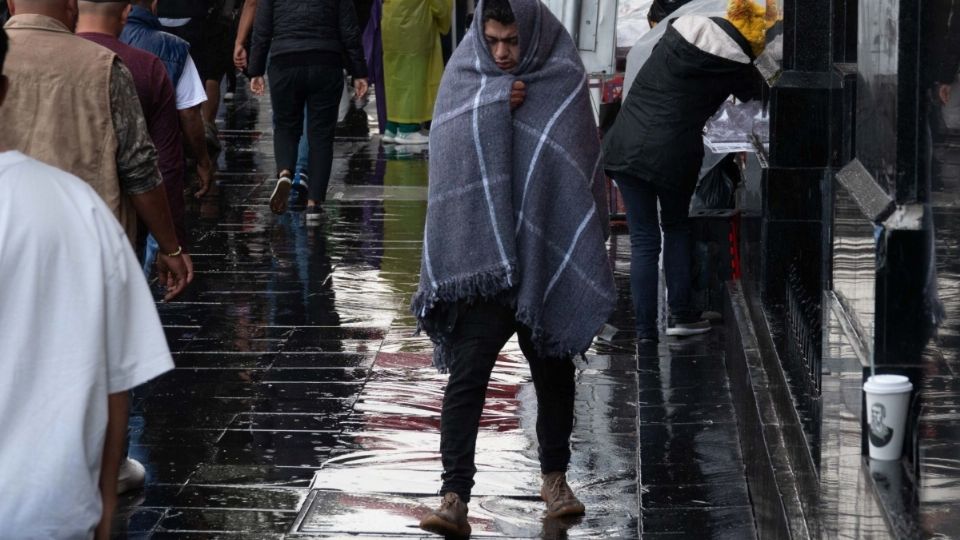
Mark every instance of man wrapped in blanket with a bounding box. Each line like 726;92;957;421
411;0;616;535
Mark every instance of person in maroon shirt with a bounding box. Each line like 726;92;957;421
77;0;188;254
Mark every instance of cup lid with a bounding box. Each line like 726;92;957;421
863;374;913;394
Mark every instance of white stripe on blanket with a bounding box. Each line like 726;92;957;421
543;205;598;301
471;50;513;286
515;74;587;237
521;218;616;301
512;119;589;185
422;221;438;293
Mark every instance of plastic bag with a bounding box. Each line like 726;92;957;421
692;153;741;209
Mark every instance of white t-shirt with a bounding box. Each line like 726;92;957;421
0;151;174;539
176;54;207;111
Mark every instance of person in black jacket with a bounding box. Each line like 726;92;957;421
248;0;369;221
603;7;770;344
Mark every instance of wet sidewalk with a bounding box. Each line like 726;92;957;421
114;89;754;538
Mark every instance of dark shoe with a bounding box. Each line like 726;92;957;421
420;492;471;537
665;315;711;337
540;471;585;519
305;205;324;224
269;176;292;214
290;182;308;211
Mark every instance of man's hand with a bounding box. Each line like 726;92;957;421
353;78;369;100
195;159;214;198
233;43;248;69
510;80;526;111
156;252;194;301
938;83;953;105
250;76;265;96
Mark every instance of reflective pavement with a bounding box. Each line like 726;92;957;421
113;89;753;538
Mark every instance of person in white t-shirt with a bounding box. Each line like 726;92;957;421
0;29;174;540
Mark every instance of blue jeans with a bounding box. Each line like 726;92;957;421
295;108;309;181
142;234;159;278
618;179;695;338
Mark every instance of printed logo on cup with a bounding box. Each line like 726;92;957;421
869;402;894;448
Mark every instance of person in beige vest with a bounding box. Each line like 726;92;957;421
1;0;191;300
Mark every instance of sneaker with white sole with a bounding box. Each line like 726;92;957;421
394;131;429;145
117;457;146;494
381;130;397;144
270;176;293;214
665;315;712;336
305;205;325;223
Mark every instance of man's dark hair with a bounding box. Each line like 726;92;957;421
0;28;8;77
482;0;515;25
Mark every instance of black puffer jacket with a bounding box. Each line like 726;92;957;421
248;0;368;78
603;18;762;193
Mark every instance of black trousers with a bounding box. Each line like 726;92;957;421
267;63;342;203
439;300;577;503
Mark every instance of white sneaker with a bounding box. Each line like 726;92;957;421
394;131;430;145
381;130;397;144
117;457;146;494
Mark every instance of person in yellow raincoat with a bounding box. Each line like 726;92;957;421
381;0;452;145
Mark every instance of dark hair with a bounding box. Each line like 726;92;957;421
0;28;7;77
482;0;515;25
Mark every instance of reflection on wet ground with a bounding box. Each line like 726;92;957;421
918;199;960;534
114;88;754;538
821;173;960;536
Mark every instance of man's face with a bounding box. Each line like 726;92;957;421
484;20;519;72
871;404;885;425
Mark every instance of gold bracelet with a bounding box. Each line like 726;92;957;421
165;246;183;257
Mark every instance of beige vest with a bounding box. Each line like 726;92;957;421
1;14;136;241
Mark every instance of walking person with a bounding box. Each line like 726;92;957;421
121;0;215;273
78;0;191;279
411;0;615;535
247;0;369;221
0;28;174;539
1;0;192;301
380;0;450;144
602;0;774;345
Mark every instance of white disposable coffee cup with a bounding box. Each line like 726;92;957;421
863;374;913;461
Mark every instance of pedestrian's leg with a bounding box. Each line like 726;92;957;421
438;301;513;502
420;300;512;537
295;105;309;182
658;186;696;319
517;327;584;518
267;64;307;213
516;329;576;473
617;180;662;340
304;66;343;207
290;106;311;210
142;234;159;278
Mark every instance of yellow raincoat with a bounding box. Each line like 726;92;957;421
381;0;452;124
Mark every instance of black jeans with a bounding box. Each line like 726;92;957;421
618;179;695;338
268;63;343;203
439;300;577;503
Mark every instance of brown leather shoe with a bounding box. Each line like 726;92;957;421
540;471;586;519
419;492;471;537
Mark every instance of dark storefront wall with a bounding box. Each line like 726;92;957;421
731;0;959;537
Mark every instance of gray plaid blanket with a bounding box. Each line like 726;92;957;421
411;0;616;370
